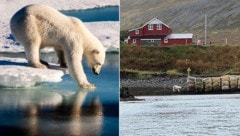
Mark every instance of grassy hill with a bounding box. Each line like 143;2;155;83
121;45;240;77
121;0;240;45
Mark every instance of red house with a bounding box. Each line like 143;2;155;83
126;17;193;46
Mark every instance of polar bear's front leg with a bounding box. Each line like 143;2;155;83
65;49;96;89
73;60;96;89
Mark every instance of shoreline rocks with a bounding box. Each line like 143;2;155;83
120;76;187;96
120;87;145;101
121;75;240;96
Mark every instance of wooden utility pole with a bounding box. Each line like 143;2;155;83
204;14;207;45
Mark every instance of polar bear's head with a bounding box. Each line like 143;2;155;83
86;45;106;75
88;48;105;75
79;19;106;75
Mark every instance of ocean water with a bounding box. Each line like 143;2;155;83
61;6;119;22
0;53;119;136
120;94;240;136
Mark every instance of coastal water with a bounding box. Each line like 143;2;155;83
61;6;119;22
120;94;240;136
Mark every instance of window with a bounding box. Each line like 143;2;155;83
133;39;136;44
151;40;155;42
157;24;162;30
135;30;139;34
148;24;153;30
164;38;168;43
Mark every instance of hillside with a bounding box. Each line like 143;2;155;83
121;0;240;45
121;45;240;76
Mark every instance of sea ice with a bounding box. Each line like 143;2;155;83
85;22;119;52
0;0;119;53
0;57;64;88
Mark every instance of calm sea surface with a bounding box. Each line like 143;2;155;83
120;94;240;136
0;52;119;136
61;6;119;22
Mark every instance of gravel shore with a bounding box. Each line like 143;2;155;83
120;76;187;96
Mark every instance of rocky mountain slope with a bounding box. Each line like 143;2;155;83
121;0;240;45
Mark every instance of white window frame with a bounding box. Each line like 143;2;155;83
133;39;136;44
135;30;139;34
148;24;153;30
164;38;168;43
157;24;162;30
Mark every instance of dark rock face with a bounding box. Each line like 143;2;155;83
120;87;145;101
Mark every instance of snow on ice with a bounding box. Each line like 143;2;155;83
0;0;119;52
0;57;64;88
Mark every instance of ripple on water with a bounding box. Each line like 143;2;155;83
120;94;240;136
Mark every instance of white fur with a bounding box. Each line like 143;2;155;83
173;85;182;93
10;4;106;88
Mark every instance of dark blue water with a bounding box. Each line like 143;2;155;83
0;53;119;136
61;6;119;22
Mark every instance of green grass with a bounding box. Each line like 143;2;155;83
120;69;163;79
166;69;184;76
121;44;240;76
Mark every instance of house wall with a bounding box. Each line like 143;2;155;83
141;39;161;46
142;24;172;36
128;38;193;46
161;39;193;46
129;29;143;37
129;24;172;38
127;38;141;45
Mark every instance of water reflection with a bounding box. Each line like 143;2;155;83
0;52;119;135
0;88;103;136
55;89;103;136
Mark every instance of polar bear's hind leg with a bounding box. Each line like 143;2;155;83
55;48;67;68
40;59;49;67
24;43;47;69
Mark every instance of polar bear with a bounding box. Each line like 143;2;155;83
10;4;106;89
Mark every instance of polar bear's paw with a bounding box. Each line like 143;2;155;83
80;82;96;89
29;63;48;69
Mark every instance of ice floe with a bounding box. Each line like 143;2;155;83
0;57;64;88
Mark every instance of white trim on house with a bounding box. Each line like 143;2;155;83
129;17;170;32
135;29;139;34
146;17;170;27
133;39;136;43
164;38;168;43
140;39;161;41
157;24;162;30
148;24;153;30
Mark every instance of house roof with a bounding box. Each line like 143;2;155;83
166;33;193;39
129;17;170;32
